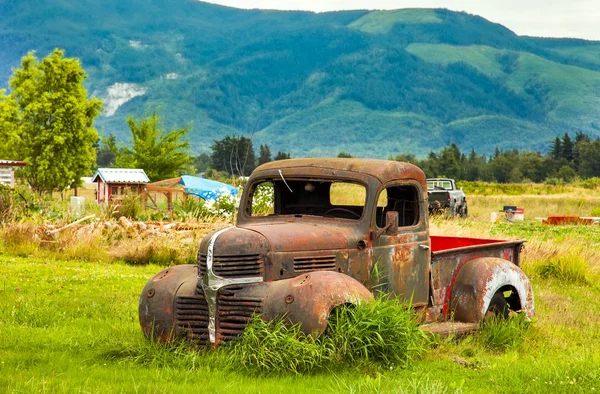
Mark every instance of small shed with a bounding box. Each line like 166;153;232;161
91;168;150;204
0;160;26;188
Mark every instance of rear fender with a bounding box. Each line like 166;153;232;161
450;258;534;322
251;271;374;335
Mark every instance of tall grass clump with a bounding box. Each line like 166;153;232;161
324;297;427;368
227;297;428;375
476;313;532;352
534;254;590;285
226;317;325;374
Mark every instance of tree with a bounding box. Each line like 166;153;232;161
557;165;576;182
5;49;102;193
438;143;462;179
391;153;418;165
0;92;20;159
550;137;562;160
258;144;272;165
211;136;256;176
337;151;353;158
561;132;574;162
274;151;291;161
110;113;193;181
95;136;116;168
193;153;212;174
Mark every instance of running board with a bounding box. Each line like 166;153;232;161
420;322;478;337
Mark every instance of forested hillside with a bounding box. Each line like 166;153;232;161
1;0;599;157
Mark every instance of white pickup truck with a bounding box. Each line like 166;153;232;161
427;178;468;217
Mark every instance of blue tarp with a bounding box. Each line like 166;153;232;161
178;175;238;201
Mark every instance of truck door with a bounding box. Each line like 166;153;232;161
371;183;431;306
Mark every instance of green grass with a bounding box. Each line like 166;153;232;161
2;190;600;392
406;44;507;78
2;231;600;392
349;9;441;34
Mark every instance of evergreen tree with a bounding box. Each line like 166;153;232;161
274;151;291;161
573;131;591;171
438;143;462;179
258;144;272;165
211;136;256;176
95;136;116;168
562;132;574;162
550;137;562;160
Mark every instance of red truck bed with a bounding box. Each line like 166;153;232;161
429;235;526;323
431;235;516;253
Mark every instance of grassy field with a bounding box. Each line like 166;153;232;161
1;190;600;393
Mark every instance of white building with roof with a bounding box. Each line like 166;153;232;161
91;168;150;204
0;160;26;188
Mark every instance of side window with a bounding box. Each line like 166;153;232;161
248;182;275;216
375;185;420;228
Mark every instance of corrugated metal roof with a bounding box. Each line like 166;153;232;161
0;160;26;167
92;168;150;184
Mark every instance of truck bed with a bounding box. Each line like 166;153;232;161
429;235;525;319
431;235;523;255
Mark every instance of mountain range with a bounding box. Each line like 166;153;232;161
2;0;600;157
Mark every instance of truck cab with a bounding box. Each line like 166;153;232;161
139;159;533;345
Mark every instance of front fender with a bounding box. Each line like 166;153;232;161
450;258;534;322
139;264;197;342
243;271;374;335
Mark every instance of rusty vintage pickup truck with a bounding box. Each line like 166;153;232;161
139;159;534;345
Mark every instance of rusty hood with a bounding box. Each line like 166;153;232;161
240;222;350;252
200;222;351;255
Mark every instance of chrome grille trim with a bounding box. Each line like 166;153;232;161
199;254;263;278
200;227;263;344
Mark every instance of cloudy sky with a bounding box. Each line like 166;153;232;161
204;0;600;40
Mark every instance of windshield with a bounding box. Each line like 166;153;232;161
246;179;366;220
427;180;453;190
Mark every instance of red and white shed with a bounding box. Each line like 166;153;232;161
91;168;150;204
0;160;26;188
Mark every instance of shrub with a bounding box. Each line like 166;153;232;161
114;191;141;219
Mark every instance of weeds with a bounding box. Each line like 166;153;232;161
324;297;427;368
476;313;533;352
534;255;590;284
225;317;325;374
227;297;428;375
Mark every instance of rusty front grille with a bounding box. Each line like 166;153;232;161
293;255;336;272
199;254;263;278
217;285;262;343
175;291;209;345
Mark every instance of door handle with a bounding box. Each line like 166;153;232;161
419;244;430;251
